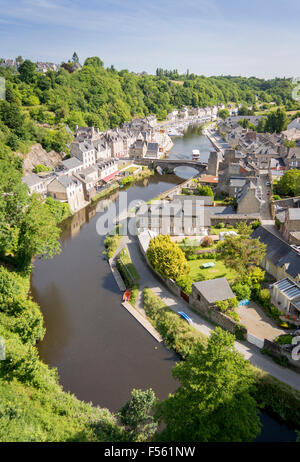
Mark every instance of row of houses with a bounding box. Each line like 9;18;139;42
166;105;222;123
0;58;60;73
71;115;169;161
220;116;300;173
22;158;119;213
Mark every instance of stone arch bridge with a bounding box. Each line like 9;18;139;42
135;158;208;174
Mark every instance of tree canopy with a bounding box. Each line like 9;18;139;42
147;235;189;280
155;327;261;442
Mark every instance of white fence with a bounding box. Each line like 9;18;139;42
247;332;264;349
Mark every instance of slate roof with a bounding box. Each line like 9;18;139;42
193;277;235;303
22;173;44;187
173;195;213;206
62;157;83;170
251;226;300;279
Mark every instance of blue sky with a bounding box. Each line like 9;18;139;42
0;0;299;78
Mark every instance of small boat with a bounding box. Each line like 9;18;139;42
122;289;131;302
192;149;200;160
177;311;192;325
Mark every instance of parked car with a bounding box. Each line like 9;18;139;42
266;181;271;186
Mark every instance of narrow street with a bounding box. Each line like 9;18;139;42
126;236;300;391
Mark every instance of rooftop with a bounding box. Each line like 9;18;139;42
193;277;235;304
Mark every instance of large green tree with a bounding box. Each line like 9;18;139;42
217;235;266;274
147;235;189;280
276;169;300;197
119;389;158;442
155;328;261;442
16;194;61;269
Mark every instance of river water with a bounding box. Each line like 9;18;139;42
32;127;297;441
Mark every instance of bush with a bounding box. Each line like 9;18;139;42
201;236;213;248
258;288;271;308
176;275;193;295
216;222;225;229
33;164;51;173
147;235;189;281
231;282;251;301
275;334;293;345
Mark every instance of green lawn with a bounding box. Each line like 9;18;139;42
209;227;238;236
188;258;237;283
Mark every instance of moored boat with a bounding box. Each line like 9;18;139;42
192;149;200;160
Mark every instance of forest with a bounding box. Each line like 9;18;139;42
0;55;299;156
0;55;300;442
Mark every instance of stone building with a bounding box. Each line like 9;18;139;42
47;175;86;212
236;181;261;214
190;277;235;313
282;208;300;244
251;226;300;283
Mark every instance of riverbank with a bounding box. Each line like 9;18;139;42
142;288;300;431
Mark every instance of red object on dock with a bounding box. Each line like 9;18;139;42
123;289;131;302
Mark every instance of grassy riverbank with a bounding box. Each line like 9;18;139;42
143;288;300;429
0;266;122;442
117;248;140;307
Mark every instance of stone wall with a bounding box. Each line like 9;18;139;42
190;295;247;338
263;339;300;370
211;214;260;226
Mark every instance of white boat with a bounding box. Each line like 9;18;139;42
192;149;200;160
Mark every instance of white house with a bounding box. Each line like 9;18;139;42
70;140;96;168
22;173;48;196
97;159;119;183
47;175;86;212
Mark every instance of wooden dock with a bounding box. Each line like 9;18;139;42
122;302;163;343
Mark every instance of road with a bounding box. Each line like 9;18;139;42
125;236;300;391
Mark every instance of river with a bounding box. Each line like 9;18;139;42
31;127;297;441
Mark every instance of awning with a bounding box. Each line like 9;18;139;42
102;171;119;183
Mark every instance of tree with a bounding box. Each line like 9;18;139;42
16;194;61;269
72;52;79;64
119;389;158;442
155;328;261;442
18;60;36;84
217;108;229;120
147;235;189;280
265;108;287;133
276;169;300;197
217;235;266;275
197;185;214;199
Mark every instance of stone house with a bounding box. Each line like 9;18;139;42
251;226;300;283
74;165;99;201
47;175;86;212
130;139;148;158
105;130;124;157
70;141;96;168
236;181;261;214
59;157;84;177
97;159;118;183
145;142;160;158
282;208;300;244
22;173;48;196
190;277;235;313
